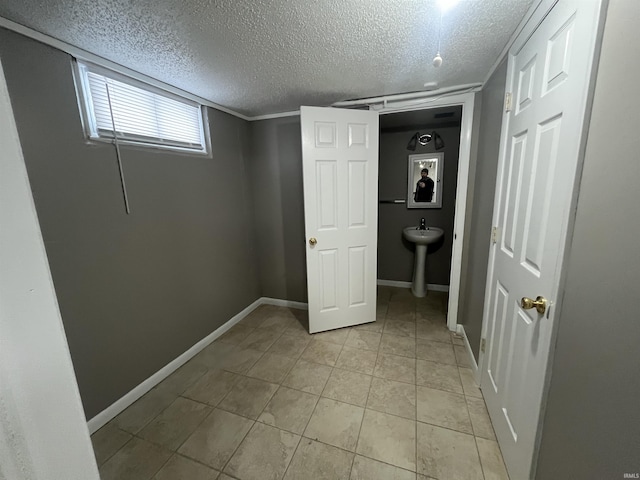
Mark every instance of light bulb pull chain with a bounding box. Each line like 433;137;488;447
433;11;444;67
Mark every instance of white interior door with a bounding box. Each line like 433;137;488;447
300;106;379;333
479;1;602;478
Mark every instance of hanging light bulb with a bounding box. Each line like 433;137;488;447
433;53;443;67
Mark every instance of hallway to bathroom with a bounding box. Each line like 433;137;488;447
91;287;507;480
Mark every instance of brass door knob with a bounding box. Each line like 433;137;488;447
521;296;547;314
309;237;317;246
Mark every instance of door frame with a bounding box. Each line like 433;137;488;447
376;91;477;332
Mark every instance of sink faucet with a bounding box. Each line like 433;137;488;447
419;218;426;230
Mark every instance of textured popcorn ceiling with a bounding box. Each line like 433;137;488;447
0;0;534;117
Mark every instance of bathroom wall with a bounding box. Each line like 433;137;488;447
457;59;508;360
0;28;261;418
248;116;307;302
535;0;640;476
377;124;461;285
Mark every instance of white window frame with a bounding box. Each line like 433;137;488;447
72;60;211;155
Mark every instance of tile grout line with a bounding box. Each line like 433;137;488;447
169;399;220;460
213;349;286;477
105;365;214;475
93;432;136;472
217;417;256;477
213;308;282;478
146;447;175;480
460;368;478;445
474;435;489;480
225;344;435;418
276;413;419;479
107;337;469;473
126;415;455;480
254;382;304;480
280;395;321;478
172;451;224;476
124;384;238;475
280;357;334;480
349;319;385;478
103;300;456;478
122;429;213;475
97;306;284;477
206;384;482;442
257;319;346;480
134;365;210;433
167;308;279;475
279;434;304;480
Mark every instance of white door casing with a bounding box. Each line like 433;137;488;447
375;92;476;332
301;106;379;333
478;1;603;479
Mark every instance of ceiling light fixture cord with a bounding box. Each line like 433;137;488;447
432;11;443;67
438;11;442;55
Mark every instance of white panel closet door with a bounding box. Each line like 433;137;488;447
480;1;602;478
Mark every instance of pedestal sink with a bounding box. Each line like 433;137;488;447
403;226;444;297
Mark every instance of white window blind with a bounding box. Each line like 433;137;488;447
76;62;207;153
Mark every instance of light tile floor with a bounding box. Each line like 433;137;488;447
92;286;510;480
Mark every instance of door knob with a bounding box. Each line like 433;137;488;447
309;237;317;246
521;296;547;314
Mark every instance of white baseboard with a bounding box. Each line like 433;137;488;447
87;296;286;433
377;279;411;288
456;324;479;375
377;279;450;292
261;297;308;310
427;284;450;292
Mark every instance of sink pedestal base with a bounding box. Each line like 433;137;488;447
411;244;428;298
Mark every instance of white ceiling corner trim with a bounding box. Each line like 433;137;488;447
0;16;480;123
249;110;302;121
0;15;251;121
481;0;552;86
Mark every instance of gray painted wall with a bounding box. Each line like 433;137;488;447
248;116;307;303
0;28;260;418
458;60;508;360
250;115;462;300
535;1;640;477
378;126;461;285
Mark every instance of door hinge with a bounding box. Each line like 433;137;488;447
491;226;500;244
481;338;486;353
505;92;512;112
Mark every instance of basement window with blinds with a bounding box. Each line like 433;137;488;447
74;61;209;154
